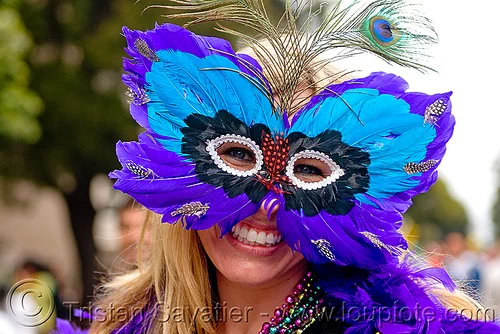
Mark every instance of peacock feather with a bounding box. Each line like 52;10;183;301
148;0;437;115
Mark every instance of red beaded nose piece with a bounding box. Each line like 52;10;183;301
257;132;291;194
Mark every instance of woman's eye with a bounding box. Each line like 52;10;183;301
294;164;323;176
225;147;253;161
206;135;263;176
286;152;345;189
290;157;332;183
215;142;257;172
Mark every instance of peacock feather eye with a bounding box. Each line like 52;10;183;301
369;16;401;47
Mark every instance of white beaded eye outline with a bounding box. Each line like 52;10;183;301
205;134;264;177
286;150;345;190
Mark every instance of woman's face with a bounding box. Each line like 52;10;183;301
197;88;313;288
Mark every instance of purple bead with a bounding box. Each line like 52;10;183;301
279;329;286;334
318;298;324;304
307;271;312;277
295;319;302;326
282;303;287;309
274;309;282;317
286;296;294;304
308;308;314;316
296;283;303;290
270;316;276;323
262;322;270;330
276;317;283;323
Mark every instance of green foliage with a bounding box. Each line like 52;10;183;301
0;0;246;185
0;5;42;143
405;179;469;241
1;1;155;184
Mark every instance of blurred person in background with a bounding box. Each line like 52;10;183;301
443;232;482;293
112;199;151;273
481;240;500;320
2;260;66;333
423;240;446;268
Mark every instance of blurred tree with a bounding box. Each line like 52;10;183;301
0;0;285;304
405;179;469;242
1;0;144;304
0;0;42;143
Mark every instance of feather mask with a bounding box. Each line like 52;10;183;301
102;2;500;333
110;8;453;269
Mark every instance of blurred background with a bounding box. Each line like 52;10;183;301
0;0;499;332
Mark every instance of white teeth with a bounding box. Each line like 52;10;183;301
247;229;258;242
231;225;283;247
256;231;267;245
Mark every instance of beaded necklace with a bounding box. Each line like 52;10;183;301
259;271;325;334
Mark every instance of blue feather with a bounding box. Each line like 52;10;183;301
145;51;283;152
290;87;437;201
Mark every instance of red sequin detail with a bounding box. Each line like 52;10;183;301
258;132;291;194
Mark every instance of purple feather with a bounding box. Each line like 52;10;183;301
316;257;500;333
122;23;266;131
276;201;404;268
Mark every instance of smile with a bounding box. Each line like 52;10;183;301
231;224;282;247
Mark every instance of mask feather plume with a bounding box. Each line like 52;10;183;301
147;0;437;116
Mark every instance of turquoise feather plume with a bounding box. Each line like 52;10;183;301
144;51;282;153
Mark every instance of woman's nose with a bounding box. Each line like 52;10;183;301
259;198;280;217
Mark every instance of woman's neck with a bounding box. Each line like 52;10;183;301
215;262;308;334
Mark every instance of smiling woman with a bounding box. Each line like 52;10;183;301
55;0;500;333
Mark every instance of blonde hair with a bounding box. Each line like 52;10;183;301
91;212;216;334
91;44;490;333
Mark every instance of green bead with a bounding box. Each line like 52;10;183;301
269;327;278;334
284;317;291;324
